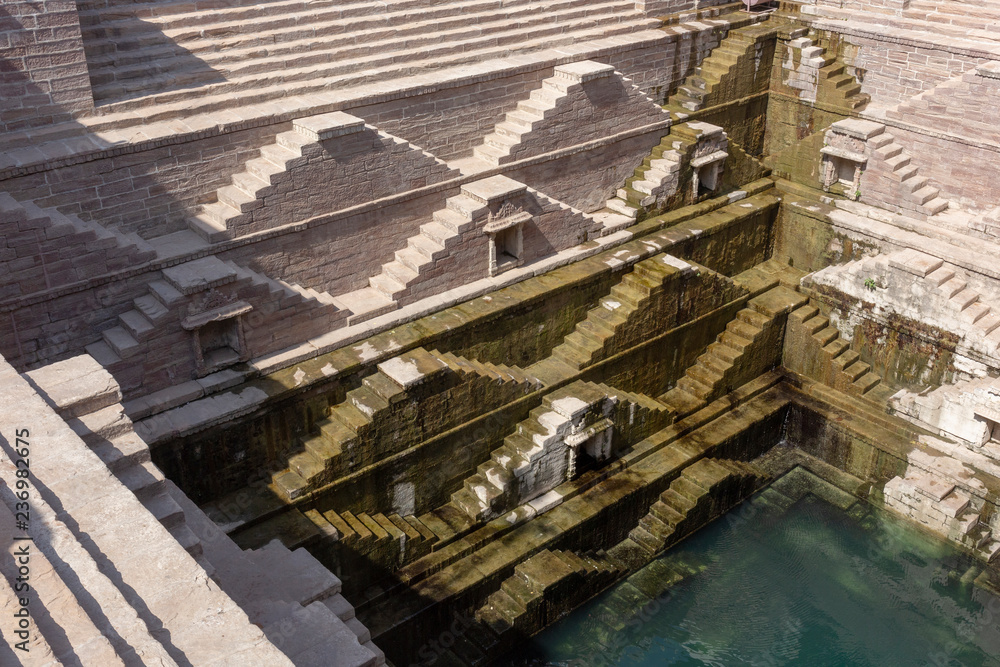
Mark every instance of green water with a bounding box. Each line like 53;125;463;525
504;482;1000;667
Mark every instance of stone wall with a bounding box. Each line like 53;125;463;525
833;27;985;110
508;129;666;213
1;122;286;238
0;0;92;134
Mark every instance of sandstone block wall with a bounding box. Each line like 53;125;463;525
1;122;286;238
508;130;666;213
836;29;984;109
0;0;92;134
222;188;453;298
216;119;459;238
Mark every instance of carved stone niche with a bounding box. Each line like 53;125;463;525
821;145;867;199
821;118;885;199
691;149;729;198
564;417;614;479
181;289;253;377
483;201;533;276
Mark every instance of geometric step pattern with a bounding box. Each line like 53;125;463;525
628;457;764;555
306;508;441;572
862;127;949;217
545;253;705;370
188;112;458;242
24;354;212;568
884;451;1000;563
659;286;805;417
475;549;621;646
886;63;1000;146
783;301;885;400
472;60;666;166
78;0;658;115
172;484;386;667
272;347;542;501
1;353;291;665
779;31;869;111
88;256;341;373
334;176;602;324
664;22;776;116
603;121;728;220
451;380;672;523
0;192;156;299
806;248;1000;362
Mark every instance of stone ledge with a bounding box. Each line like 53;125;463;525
294;112;365;141
0;26;694;180
554;60;616;82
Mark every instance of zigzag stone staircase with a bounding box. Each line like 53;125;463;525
87;255;340;367
273;347;542;501
333;175;599;324
864;128;949;216
885;63;1000;145
188;112;457;242
885;450;1000;563
659;286;807;417
783;301;888;399
347;189;487;318
476;549;621;642
471;60;665;166
603;121;729;220
664;22;775;116
629;457;765;555
547;253;701;370
781;30;869;111
77;0;658;115
451;380;671;522
0;192;156;299
806;248;1000;360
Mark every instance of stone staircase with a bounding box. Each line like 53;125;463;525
795;31;869;111
87;256;341;369
306;508;440;570
864;129;949;216
1;353;295;665
171;484;385;666
603;121;728;220
471;60;665;166
451;381;671;522
333;175;599;324
629;457;763;555
0;192;156;299
273;347;541;501
347;190;484;318
475;549;621;642
188;112;457;242
883;68;1000;144
884;450;1000;563
664;23;775;116
0;478;172;666
806;248;1000;360
25;355;211;568
659;287;804;416
783;301;887;399
77;0;658;114
546;253;703;370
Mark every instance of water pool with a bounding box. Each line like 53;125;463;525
504;468;1000;667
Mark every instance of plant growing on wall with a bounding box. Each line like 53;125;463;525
864;277;877;292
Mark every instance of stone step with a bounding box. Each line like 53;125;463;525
89;18;654;116
0;499;126;666
101;326;140;359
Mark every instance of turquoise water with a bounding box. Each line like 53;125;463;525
504;482;1000;667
